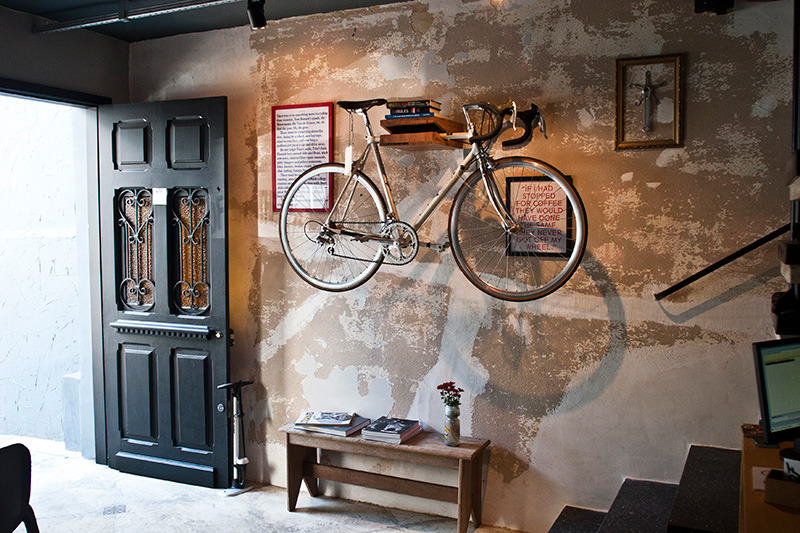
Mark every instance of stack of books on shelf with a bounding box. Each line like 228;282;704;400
361;416;422;444
385;98;441;120
293;411;370;437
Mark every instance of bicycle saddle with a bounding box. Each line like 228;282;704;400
337;99;387;112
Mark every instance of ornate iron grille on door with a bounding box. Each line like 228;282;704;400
117;188;155;311
170;187;210;315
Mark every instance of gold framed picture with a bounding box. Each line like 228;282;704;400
615;54;682;150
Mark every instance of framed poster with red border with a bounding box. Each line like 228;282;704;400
272;102;333;212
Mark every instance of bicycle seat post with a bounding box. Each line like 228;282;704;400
356;107;377;139
357;104;397;219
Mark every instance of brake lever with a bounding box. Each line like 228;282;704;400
510;101;517;131
501;104;539;148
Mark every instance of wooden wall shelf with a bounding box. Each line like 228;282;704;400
380;131;465;150
380;115;466;150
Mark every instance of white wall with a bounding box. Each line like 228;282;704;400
0;95;94;453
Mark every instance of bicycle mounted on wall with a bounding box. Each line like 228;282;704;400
278;98;587;302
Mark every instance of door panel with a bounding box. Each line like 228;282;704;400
172;348;212;449
118;343;157;442
99;97;229;488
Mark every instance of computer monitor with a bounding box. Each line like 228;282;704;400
753;338;800;460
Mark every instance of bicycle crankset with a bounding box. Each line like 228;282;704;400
381;221;418;265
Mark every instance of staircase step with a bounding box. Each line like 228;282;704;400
549;506;606;532
597;479;678;533
667;445;741;533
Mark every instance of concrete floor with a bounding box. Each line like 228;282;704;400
3;436;522;533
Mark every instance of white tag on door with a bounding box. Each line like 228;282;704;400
153;188;168;205
344;145;353;174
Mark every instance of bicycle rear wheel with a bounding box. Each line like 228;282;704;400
449;157;586;301
279;164;387;292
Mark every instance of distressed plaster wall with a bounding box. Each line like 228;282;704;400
131;1;794;531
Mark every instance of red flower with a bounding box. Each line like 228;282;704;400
437;381;464;407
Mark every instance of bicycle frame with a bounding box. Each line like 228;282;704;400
326;108;517;248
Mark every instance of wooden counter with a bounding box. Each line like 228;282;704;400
739;435;800;532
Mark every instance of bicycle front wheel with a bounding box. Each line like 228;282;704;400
279;164;387;292
449;157;587;301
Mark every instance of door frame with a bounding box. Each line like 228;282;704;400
0;78;110;462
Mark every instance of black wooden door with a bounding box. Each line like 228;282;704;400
98;97;230;487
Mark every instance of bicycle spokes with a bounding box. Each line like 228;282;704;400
449;157;586;301
279;164;387;291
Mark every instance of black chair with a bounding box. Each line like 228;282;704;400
0;443;39;533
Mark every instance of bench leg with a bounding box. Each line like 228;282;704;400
286;437;318;511
470;451;484;526
457;459;473;533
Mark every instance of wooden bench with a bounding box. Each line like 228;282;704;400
281;425;490;533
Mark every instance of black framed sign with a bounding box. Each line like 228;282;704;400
506;176;574;257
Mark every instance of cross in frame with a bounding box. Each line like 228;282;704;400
630;70;668;133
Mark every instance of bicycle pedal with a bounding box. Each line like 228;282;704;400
420;241;450;252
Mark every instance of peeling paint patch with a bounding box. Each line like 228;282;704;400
751;95;778;118
621;172;634;182
258;291;331;362
379;54;413;80
656;97;674;124
410;4;434;34
409;288;492;435
655;148;686;168
577;108;596;130
418;50;453;87
300;363;395;418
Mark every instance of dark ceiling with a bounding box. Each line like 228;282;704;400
0;0;411;42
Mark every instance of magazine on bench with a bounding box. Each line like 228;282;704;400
361;416;422;444
294;415;370;437
294;411;354;426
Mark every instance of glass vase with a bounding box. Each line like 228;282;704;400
444;405;460;447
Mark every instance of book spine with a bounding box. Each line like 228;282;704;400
387;100;441;109
384;113;435;119
390;107;439;115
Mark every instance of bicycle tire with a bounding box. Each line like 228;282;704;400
279;163;387;292
449;157;587;301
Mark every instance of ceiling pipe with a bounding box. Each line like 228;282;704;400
32;0;243;34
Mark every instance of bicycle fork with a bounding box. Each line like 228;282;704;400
476;151;520;234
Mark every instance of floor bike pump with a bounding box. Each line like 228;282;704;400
217;380;254;496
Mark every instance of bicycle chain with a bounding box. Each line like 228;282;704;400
322;221;419;266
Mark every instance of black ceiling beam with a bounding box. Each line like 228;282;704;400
31;0;242;34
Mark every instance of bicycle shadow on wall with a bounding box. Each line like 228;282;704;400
444;251;627;479
455;250;628;416
656;265;781;325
